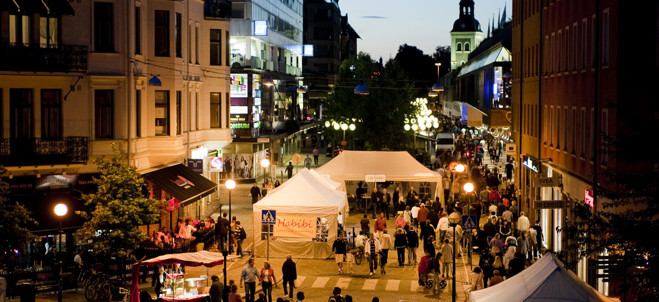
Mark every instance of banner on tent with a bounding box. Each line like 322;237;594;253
274;214;316;238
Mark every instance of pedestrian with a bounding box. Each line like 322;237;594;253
432;251;443;294
394;228;407;267
403;206;412;226
209;275;224;302
516;211;530;233
240;258;261;302
469;267;484;292
417;203;429;229
437;212;449;243
406;227;419;266
379;229;393;275
234;221;246;256
304;155;312;170
296;291;305;302
479;250;495;288
260;262;277;302
329;287;345;302
371;187;382;217
531;220;544;258
285;162;294;179
381;188;391;219
411;203;420;229
154;266;166;298
489;233;504;256
374;212;387;237
517;233;529;259
489;270;503;286
282;255;297;299
216;212;230;250
313;147;319;165
228;283;241;302
392;187;401;212
332;233;348;274
345;248;355;274
364;233;381;276
417;251;432;290
440;239;453;278
360;214;370;235
395;213;406;229
251;183;261;204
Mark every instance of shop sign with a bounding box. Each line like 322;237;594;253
506;143;516;155
187;159;203;174
230;74;249;97
585;189;594;207
534;200;565;209
209;157;223;172
536;175;562;187
522;154;540;173
365;175;385;183
273;214;315;238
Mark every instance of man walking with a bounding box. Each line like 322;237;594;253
360;214;370;236
381;188;391;219
285;162;294;179
312;147;319;165
304;155;312;170
209;275;223;302
215;212;230;250
282;255;297;299
240;258;261;302
250;183;261;204
364;233;381;276
332;233;348;274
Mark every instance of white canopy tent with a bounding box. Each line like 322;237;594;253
469;253;621;302
315;151;444;205
252;169;348;259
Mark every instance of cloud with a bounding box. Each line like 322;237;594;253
361;16;387;19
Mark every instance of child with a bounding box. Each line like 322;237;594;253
345;249;356;274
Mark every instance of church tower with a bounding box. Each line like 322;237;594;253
450;0;484;70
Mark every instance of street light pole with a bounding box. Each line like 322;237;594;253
448;212;461;302
54;203;68;302
225;180;236;225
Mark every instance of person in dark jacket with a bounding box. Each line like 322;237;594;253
479;250;495;288
250;183;261;203
215;212;230;250
394;228;407;267
209;275;223;302
281;255;297;299
406;227;419;265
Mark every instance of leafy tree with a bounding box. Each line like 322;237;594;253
432;45;452;73
77;147;162;263
394;44;437;95
322;52;416;150
0;166;37;259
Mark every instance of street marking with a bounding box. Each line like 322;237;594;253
385;279;400;291
410;280;421;291
362;279;378;290
336;277;351;289
296;276;306;287
312;277;329;288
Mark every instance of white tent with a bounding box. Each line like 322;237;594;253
315;151;444;204
469;253;621;302
252;169;348;259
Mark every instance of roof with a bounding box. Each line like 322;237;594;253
469;253;621;302
469;22;512;60
458;45;511;76
142;164;217;207
315;151;442;183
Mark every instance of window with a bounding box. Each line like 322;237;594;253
10;89;34;139
175;13;182;58
226;31;230;66
155;90;170;136
591;15;596;67
565;27;570;71
188;21;192;63
9;14;31;47
210;92;221;128
556;107;561;149
456;42;462;51
465;42;470;51
176;91;182;135
543;105;548;145
195;25;199;64
155;10;170;57
41;89;62;139
590;108;595;161
573;23;578;71
210;29;222;65
136;90;141;137
225;92;230;128
602;9;610;66
39;17;59;48
549;106;554;147
580;107;586;157
582;18;587;70
195;92;199;129
571;108;577;154
94;2;114;52
551;33;556;73
558;30;563;72
95;90;114;139
135;7;141;54
601;109;608;165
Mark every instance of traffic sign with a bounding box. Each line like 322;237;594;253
462;215;478;230
262;210;276;224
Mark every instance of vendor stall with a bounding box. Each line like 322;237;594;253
130;250;239;302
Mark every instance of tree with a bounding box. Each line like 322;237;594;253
394;44;437;95
432;45;451;76
0;166;37;260
77;147;162;263
321;52;416;150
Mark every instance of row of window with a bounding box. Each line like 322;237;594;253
541;105;609;164
0;89;228;141
7;14;60;48
544;9;610;75
455;42;471;52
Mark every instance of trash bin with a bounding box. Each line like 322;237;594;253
17;284;35;302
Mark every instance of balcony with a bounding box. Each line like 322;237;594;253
0;137;89;167
204;0;232;20
0;43;88;73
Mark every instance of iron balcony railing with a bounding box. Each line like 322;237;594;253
0;43;88;73
0;137;89;166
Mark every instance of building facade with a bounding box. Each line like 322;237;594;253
1;0;232;243
450;0;485;70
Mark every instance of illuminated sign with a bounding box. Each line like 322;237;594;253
254;20;268;36
534;200;565;209
209;157;223;171
230;74;248;97
585;189;594;207
522;154;539;173
303;44;314;57
191;146;208;160
230;106;249;114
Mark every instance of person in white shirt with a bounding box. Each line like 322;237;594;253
379;229;393;275
436;212;450;243
364;233;381;276
488;204;498;217
516;211;530;233
411;203;420;229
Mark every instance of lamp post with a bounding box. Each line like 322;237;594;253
463;182;475;269
260;158;270;185
448;212;461;302
54;203;68;302
225;179;236;224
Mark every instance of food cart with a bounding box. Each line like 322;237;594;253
130;250;238;302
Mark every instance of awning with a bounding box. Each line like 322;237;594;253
5;0;75;15
143;164;216;207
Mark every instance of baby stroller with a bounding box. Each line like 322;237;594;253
419;273;448;290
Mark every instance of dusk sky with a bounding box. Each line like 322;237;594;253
339;0;510;61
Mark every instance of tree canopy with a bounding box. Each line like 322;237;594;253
0;166;36;256
77;148;162;260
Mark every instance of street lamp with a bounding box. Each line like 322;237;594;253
462;182;475;268
448;211;461;302
54;203;68;302
260;158;270;185
225;179;236;223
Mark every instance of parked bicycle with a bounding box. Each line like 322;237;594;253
83;271;130;301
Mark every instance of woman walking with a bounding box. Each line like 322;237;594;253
259;262;277;302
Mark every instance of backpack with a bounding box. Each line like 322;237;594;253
239;227;247;239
